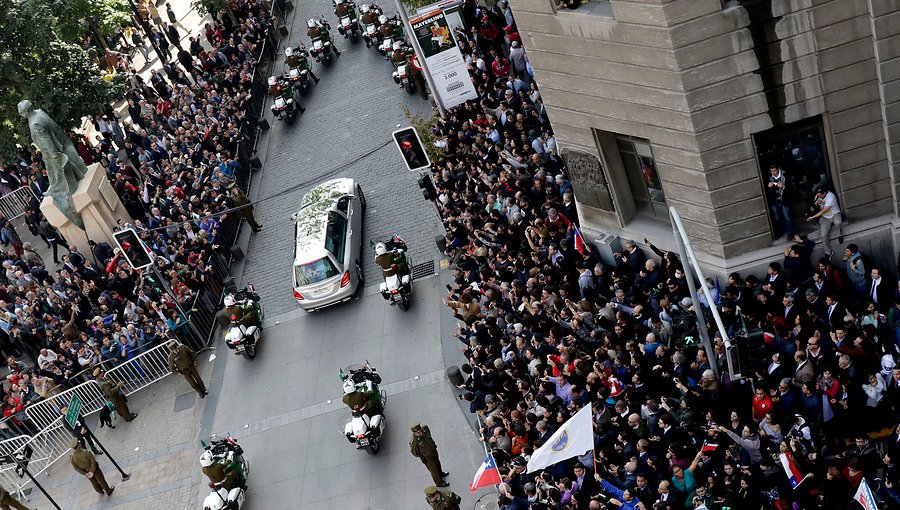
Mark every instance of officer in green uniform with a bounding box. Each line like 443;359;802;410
70;439;114;496
307;19;341;56
334;0;358;23
0;487;32;510
359;5;380;47
95;369;137;422
424;486;461;510
409;423;449;486
285;47;320;82
201;454;244;490
167;340;208;397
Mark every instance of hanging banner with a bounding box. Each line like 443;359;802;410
410;9;478;110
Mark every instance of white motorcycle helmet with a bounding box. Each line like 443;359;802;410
343;379;356;395
285;46;294;57
375;242;387;256
378;14;387;24
224;294;236;307
361;3;369;12
307;18;317;28
200;450;214;467
267;76;277;86
392;41;403;51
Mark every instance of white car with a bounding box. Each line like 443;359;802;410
291;178;366;310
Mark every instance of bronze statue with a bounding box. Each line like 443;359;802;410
18;100;86;228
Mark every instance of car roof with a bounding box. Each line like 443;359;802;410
292;178;355;265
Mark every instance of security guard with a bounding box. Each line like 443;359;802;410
0;487;31;510
70;439;114;496
424;486;461;510
95;369;138;422
409;423;449;486
167;340;207;397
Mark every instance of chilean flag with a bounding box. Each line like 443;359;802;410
469;453;501;492
574;226;586;255
779;452;805;489
853;477;878;510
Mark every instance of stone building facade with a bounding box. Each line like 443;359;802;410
512;0;900;275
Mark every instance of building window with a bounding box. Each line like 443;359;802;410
615;136;667;217
557;0;612;17
753;116;832;239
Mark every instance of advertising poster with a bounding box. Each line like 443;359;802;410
410;10;477;109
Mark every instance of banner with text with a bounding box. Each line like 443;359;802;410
410;9;477;110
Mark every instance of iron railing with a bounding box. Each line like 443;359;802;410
0;187;37;220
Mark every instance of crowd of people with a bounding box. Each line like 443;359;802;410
428;3;900;510
0;0;274;439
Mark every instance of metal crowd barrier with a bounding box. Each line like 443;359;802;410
0;187;37;220
0;435;32;501
15;418;76;483
25;343;175;430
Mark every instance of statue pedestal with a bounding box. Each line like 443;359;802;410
40;164;133;257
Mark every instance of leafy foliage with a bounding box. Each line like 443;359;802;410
0;0;123;162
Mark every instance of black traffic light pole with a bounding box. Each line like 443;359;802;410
86;429;131;480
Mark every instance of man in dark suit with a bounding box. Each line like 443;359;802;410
868;267;891;313
780;295;800;325
825;294;847;332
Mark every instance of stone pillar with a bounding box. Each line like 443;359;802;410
40;163;133;257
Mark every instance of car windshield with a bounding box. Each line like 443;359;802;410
294;257;339;287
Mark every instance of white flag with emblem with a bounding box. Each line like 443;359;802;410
527;403;594;473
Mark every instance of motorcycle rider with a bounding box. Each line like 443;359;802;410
307;18;341;57
375;239;409;277
223;294;260;328
341;366;383;417
200;450;244;491
390;40;410;67
267;75;305;114
334;0;359;32
284;46;320;83
377;14;403;44
359;4;381;47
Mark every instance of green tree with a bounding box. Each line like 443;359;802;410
0;0;122;161
33;0;131;48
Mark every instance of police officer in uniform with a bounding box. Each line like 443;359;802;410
167;340;207;397
228;184;263;233
70;439;114;496
95;369;138;422
307;19;341;57
285;47;320;83
359;4;381;47
0;487;32;510
223;293;259;327
424;486;461;510
409;423;449;486
377;15;403;41
334;0;359;30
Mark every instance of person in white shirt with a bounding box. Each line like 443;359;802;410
806;186;843;257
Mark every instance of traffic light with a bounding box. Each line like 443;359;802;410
417;172;437;201
392;126;430;172
113;228;154;270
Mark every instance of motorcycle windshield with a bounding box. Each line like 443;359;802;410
341;16;351;25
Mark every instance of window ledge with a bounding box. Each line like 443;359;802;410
557;0;613;18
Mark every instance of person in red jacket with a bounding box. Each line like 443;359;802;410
752;386;774;422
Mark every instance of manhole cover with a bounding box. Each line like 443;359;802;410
474;493;499;509
173;392;197;413
411;260;435;280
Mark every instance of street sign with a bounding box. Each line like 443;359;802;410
65;394;83;429
112;227;154;270
14;446;32;478
410;54;422;71
391;127;431;172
